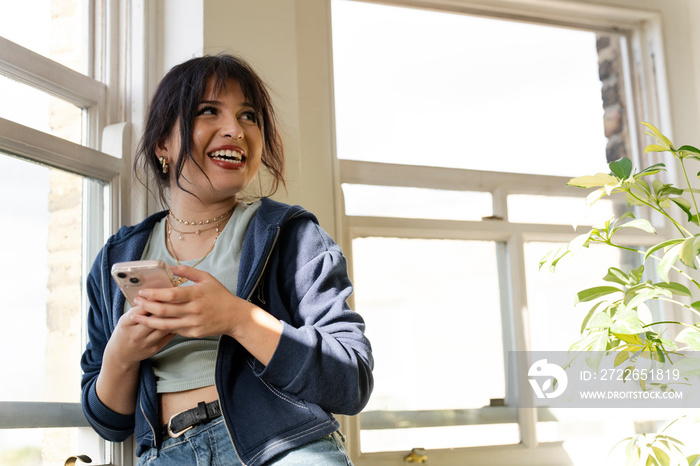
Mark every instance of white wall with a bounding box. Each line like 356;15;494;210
156;0;204;75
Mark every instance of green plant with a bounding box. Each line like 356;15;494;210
612;417;698;466
540;122;700;465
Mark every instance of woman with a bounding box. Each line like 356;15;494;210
80;54;374;465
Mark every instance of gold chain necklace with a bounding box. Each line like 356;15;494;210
167;220;221;241
169;206;235;226
165;217;225;285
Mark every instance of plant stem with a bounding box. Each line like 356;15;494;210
642;321;683;328
604;242;642;254
626;188;690;237
658;297;700;318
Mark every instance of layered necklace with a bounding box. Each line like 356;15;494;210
165;205;236;284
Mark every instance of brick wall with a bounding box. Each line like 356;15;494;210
596;34;631;162
45;0;83;463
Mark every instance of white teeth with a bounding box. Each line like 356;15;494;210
209;149;243;162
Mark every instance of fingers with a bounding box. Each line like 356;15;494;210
111;308;176;363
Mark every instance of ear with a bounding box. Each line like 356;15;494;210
155;137;171;160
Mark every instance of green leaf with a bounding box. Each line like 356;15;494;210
575;286;622;304
610;309;645;334
678;144;700;154
670;198;693;221
645;144;671;153
655;435;684;448
632;178;652;195
652;446;669;466
645;452;659;466
580;301;606;334
618;218;657;234
568;173;620;188
687;454;700;466
614;350;630;367
626;191;647;207
624;283;671;309
645;238;685;261
635;162;666;178
679;235;700;268
676;327;700;350
653;282;691;297
614;332;645;346
653;180;683;197
539;232;593;272
585;331;610;370
657;244;682;282
629;265;645;286
586;312;613;329
610;157;633;179
672;356;700;376
585;187;608;206
603;267;629;286
642;122;673;148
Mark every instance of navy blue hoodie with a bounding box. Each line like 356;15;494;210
80;198;374;465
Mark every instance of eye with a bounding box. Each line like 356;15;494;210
240;111;258;124
196;105;217;116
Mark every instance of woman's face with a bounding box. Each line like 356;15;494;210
157;77;263;204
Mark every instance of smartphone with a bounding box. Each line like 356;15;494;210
111;260;177;306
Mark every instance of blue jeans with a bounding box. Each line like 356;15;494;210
136;418;353;465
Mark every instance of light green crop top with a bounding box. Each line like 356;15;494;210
127;200;261;393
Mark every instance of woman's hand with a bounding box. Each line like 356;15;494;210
108;306;176;366
132;265;283;365
95;306;175;415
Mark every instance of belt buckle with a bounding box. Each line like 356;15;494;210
167;412;194;438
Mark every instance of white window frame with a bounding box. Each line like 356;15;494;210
0;0;148;463
332;1;674;464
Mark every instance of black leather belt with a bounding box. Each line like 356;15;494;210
161;400;222;438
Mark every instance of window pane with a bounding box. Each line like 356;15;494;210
0;0;86;74
0;75;83;144
353;237;517;451
342;184;492;220
331;0;610;177
508;194;619;226
0;154;103;403
0;427;103;466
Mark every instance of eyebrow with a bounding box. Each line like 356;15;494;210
198;99;256;109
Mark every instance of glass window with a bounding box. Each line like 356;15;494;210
0;0;123;463
0;75;83;144
342;184;492;220
0;155;104;404
353;237;516;452
331;0;609;177
507;195;619;226
0;0;86;74
332;0;667;463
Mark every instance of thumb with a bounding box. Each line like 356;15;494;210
171;265;210;283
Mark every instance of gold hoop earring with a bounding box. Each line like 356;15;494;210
159;156;169;174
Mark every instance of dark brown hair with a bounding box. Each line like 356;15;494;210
135;53;285;205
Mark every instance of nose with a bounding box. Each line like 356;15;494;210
220;116;244;140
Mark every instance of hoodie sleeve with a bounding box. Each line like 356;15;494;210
80;249;135;441
252;217;374;415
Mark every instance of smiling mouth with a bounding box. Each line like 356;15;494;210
208;149;245;163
